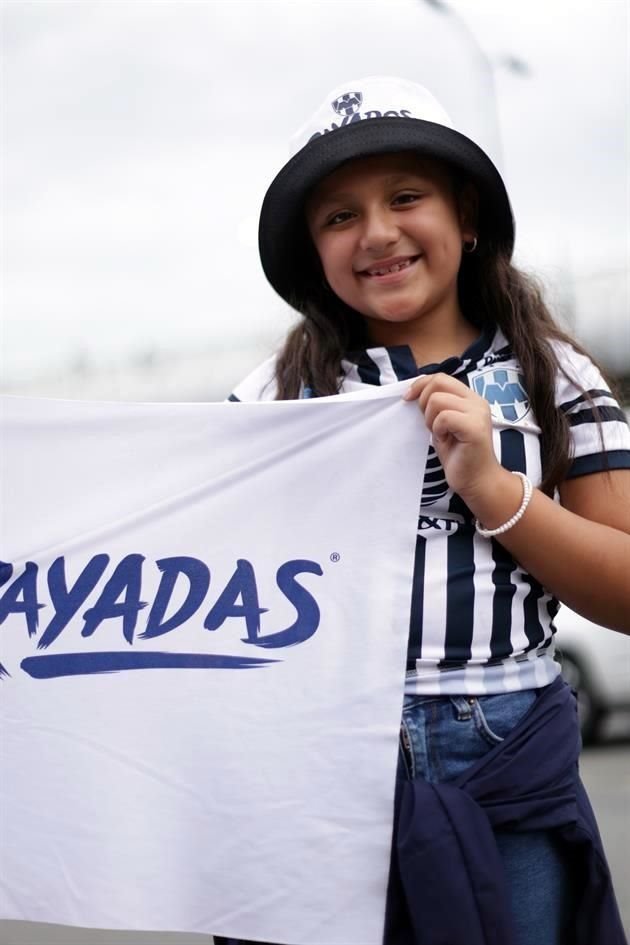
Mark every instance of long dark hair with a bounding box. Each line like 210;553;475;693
273;171;602;496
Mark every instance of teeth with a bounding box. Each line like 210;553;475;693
369;258;413;276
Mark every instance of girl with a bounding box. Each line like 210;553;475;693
218;76;630;945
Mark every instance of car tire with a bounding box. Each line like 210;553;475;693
558;650;605;744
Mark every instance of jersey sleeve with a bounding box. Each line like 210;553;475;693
553;342;630;478
226;355;279;403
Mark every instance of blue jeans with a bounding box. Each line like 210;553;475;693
215;688;575;945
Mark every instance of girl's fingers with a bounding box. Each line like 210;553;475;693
422;391;480;433
432;407;481;443
402;374;437;401
404;374;488;429
403;372;473;408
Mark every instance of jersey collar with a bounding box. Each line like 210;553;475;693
343;326;499;385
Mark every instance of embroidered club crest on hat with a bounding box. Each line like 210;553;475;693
258;75;515;309
331;91;363;118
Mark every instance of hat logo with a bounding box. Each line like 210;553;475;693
331;91;363;118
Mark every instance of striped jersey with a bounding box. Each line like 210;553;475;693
229;327;630;696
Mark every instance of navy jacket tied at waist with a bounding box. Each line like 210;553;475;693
384;675;627;945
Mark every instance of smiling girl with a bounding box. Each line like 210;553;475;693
218;76;630;945
305;153;479;363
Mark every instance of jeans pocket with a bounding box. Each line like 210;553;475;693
471;689;538;746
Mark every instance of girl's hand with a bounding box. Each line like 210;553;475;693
403;373;507;508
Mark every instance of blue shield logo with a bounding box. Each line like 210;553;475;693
332;91;363;117
473;368;530;422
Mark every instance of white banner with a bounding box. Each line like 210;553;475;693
0;386;428;945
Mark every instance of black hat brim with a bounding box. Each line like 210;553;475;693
258;117;514;307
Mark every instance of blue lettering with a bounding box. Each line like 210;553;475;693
419;517;457;532
141;556;210;639
1;553;326;676
204;559;268;638
39;554;110;649
81;554;147;644
248;559;323;649
0;561;43;637
0;561;13;588
0;561;15;675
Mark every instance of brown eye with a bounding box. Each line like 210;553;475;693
326;210;354;226
392;192;421;206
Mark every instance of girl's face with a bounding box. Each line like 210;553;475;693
306;152;475;346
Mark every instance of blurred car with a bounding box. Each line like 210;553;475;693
554;606;630;743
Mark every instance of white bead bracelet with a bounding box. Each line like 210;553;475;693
475;471;533;538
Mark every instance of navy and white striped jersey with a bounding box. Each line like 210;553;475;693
229;328;630;695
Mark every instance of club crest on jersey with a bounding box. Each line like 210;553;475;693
332;91;363;117
473;368;530;423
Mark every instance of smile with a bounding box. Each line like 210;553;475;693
361;255;421;278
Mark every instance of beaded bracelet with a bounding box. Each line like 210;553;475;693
475;471;533;538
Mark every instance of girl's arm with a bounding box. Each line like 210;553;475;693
463;464;630;633
404;373;630;634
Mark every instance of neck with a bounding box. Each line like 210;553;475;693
365;309;480;367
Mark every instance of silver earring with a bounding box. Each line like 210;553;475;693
462;237;478;254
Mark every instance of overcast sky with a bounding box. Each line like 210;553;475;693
1;0;628;386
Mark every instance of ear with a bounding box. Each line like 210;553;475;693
458;182;479;240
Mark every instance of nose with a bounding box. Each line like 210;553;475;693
358;206;399;254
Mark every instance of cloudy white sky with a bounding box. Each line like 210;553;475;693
1;0;628;393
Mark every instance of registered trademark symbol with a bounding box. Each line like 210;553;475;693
329;552;340;563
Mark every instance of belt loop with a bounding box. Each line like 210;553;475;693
450;695;473;720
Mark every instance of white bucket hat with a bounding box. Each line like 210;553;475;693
258;75;514;308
